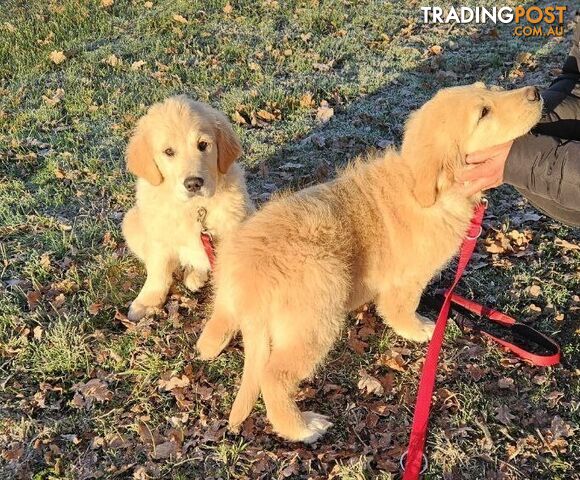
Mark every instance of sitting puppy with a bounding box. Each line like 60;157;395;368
123;96;252;321
196;83;543;442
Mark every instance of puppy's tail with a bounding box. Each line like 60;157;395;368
228;325;270;430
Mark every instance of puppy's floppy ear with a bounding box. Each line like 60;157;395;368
126;129;163;186
213;111;242;174
401;107;458;207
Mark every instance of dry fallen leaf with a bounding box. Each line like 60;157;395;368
429;45;443;55
316;100;334;123
232;110;247;125
554;238;579;252
77;379;112;403
498;377;515;389
131;60;146;70
496;405;516;425
105;54;122;67
300;92;315;108
223;2;233;14
173;14;188;24
376;350;406;372
158;374;190;391
49;50;66;64
256;109;277;122
42;88;65;106
152;440;178;459
101;0;114;7
26;290;42;311
528;285;542;297
550;416;574;439
357;369;384;396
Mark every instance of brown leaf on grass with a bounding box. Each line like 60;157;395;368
376;349;406;372
33;325;43;339
131;60;146;70
232;110;247;125
429;45;443;55
256;109;277;122
2;444;23;462
172;14;188;24
26;290;42;311
158;374;190;391
51;293;65;309
347;330;368;354
466;364;486;381
152;440;179;459
76;379;112;403
300;92;315;108
49;50;66;64
528;285;542;297
316;100;334;123
357;369;384;396
550;416;574;439
88;303;103;315
496;405;516;425
42;88;65;106
104;54;122;67
554;238;579;252
498;377;515;389
71;392;85;408
223;2;233;14
101;0;114;7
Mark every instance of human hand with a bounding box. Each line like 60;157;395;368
454;140;514;196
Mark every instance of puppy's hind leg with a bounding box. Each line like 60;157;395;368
260;344;334;443
197;301;238;360
228;327;270;430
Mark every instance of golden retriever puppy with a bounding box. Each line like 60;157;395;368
122;95;253;321
197;83;543;442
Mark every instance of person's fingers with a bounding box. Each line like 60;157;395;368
466;140;513;164
456;176;495;197
465;151;493;164
455;163;491;182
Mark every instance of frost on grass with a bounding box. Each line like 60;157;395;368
21;320;89;377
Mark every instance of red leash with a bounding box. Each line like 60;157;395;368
402;201;561;479
198;207;216;271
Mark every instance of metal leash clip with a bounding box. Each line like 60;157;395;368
400;450;428;475
197;207;213;240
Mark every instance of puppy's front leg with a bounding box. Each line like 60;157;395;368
129;253;177;321
376;284;435;343
183;267;209;293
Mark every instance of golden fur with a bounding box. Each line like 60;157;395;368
197;83;543;442
122;95;253;321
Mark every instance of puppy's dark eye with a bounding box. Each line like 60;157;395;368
197;141;208;152
480;106;490;119
164;148;175;157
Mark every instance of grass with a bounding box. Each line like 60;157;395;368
1;0;579;478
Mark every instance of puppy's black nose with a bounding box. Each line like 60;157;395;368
527;86;541;102
184;176;204;192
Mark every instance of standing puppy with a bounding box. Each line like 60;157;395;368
123;96;252;321
197;83;543;442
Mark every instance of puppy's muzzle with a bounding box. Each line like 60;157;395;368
184;176;204;194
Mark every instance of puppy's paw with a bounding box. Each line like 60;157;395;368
127;300;159;321
394;315;435;343
196;331;229;360
184;269;208;292
299;411;333;444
